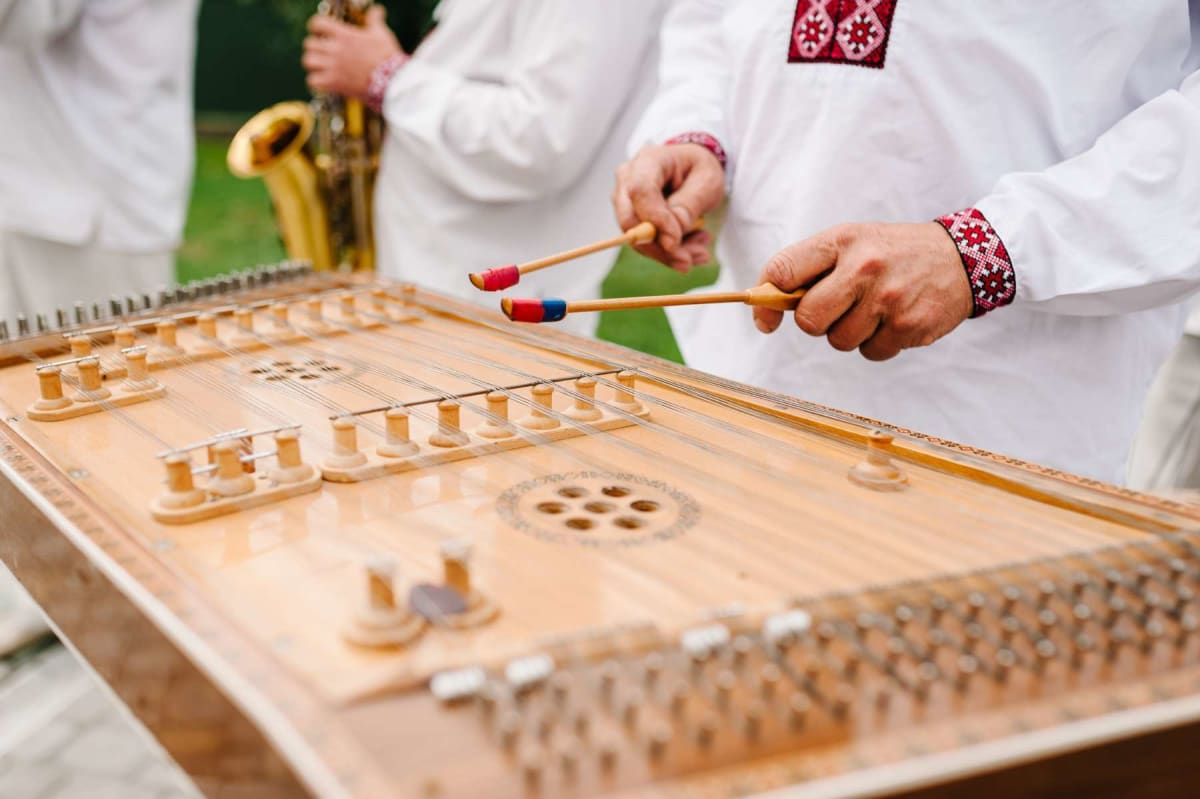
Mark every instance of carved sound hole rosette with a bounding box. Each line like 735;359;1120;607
498;471;699;547
241;356;352;385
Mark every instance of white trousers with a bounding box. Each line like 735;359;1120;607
0;228;174;326
1128;333;1200;491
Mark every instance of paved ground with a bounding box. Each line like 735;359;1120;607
0;584;201;799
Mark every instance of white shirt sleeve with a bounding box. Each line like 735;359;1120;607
629;0;731;158
0;0;85;48
976;70;1200;316
381;0;661;204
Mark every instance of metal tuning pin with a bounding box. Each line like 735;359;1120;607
35;314;48;333
125;295;138;315
120;347;159;393
564;376;603;422
476;391;515;439
109;297;123;318
73;358;110;402
521;383;560;431
848;430;908;491
326;416;368;469
0;320;8;341
269;429;314;484
74;302;86;325
611;370;644;414
208;440;255;498
429;399;470;448
55;308;68;329
91;302;103;321
34;367;72;412
157;454;206;510
377;407;420;457
16;314;28;336
343;554;425;648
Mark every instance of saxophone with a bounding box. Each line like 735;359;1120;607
227;0;381;272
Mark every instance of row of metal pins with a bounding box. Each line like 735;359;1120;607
449;532;1200;785
0;260;315;342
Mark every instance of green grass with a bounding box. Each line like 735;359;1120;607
178;138;287;283
180;136;717;362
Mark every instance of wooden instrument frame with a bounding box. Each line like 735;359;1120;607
3;277;1200;798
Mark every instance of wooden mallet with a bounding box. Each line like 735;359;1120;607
469;219;705;292
500;284;806;324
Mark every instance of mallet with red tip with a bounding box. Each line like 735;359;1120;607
469;219;704;292
500;283;807;324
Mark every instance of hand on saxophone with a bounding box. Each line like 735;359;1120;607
302;5;403;100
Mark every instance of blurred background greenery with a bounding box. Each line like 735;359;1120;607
183;0;716;362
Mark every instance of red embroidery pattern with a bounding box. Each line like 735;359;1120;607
665;132;728;170
936;208;1016;317
788;1;899;69
366;52;409;114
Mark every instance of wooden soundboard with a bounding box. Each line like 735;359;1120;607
3;265;1200;798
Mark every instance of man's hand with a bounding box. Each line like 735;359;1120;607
302;6;402;100
612;144;725;272
754;222;974;361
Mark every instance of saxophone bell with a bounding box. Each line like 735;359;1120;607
227;0;380;273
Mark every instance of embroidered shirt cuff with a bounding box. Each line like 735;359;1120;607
367;52;410;114
665;132;727;171
935;207;1016;318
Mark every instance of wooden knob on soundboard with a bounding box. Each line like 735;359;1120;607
303;297;328;331
476;392;515;439
521;383;560;431
73;358;110;402
370;288;388;316
367;555;400;612
339;292;359;324
564;376;602;422
327;416;368;469
378;407;420;457
343;554;425;648
68;334;92;360
429;399;470;448
848;430;907;491
154;318;183;357
208;440;255;497
121;347;159;393
113;327;136;350
158;453;206;509
270;428;314;484
271;302;290;330
612;370;644;414
441;539;473;597
34;367;72;411
196;313;218;340
232;307;256;346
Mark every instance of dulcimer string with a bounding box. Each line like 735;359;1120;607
326;301;1097;604
403;289;1191;617
260;302;925;598
18;284;1180;623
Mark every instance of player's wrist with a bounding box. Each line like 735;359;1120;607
366;51;409;113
